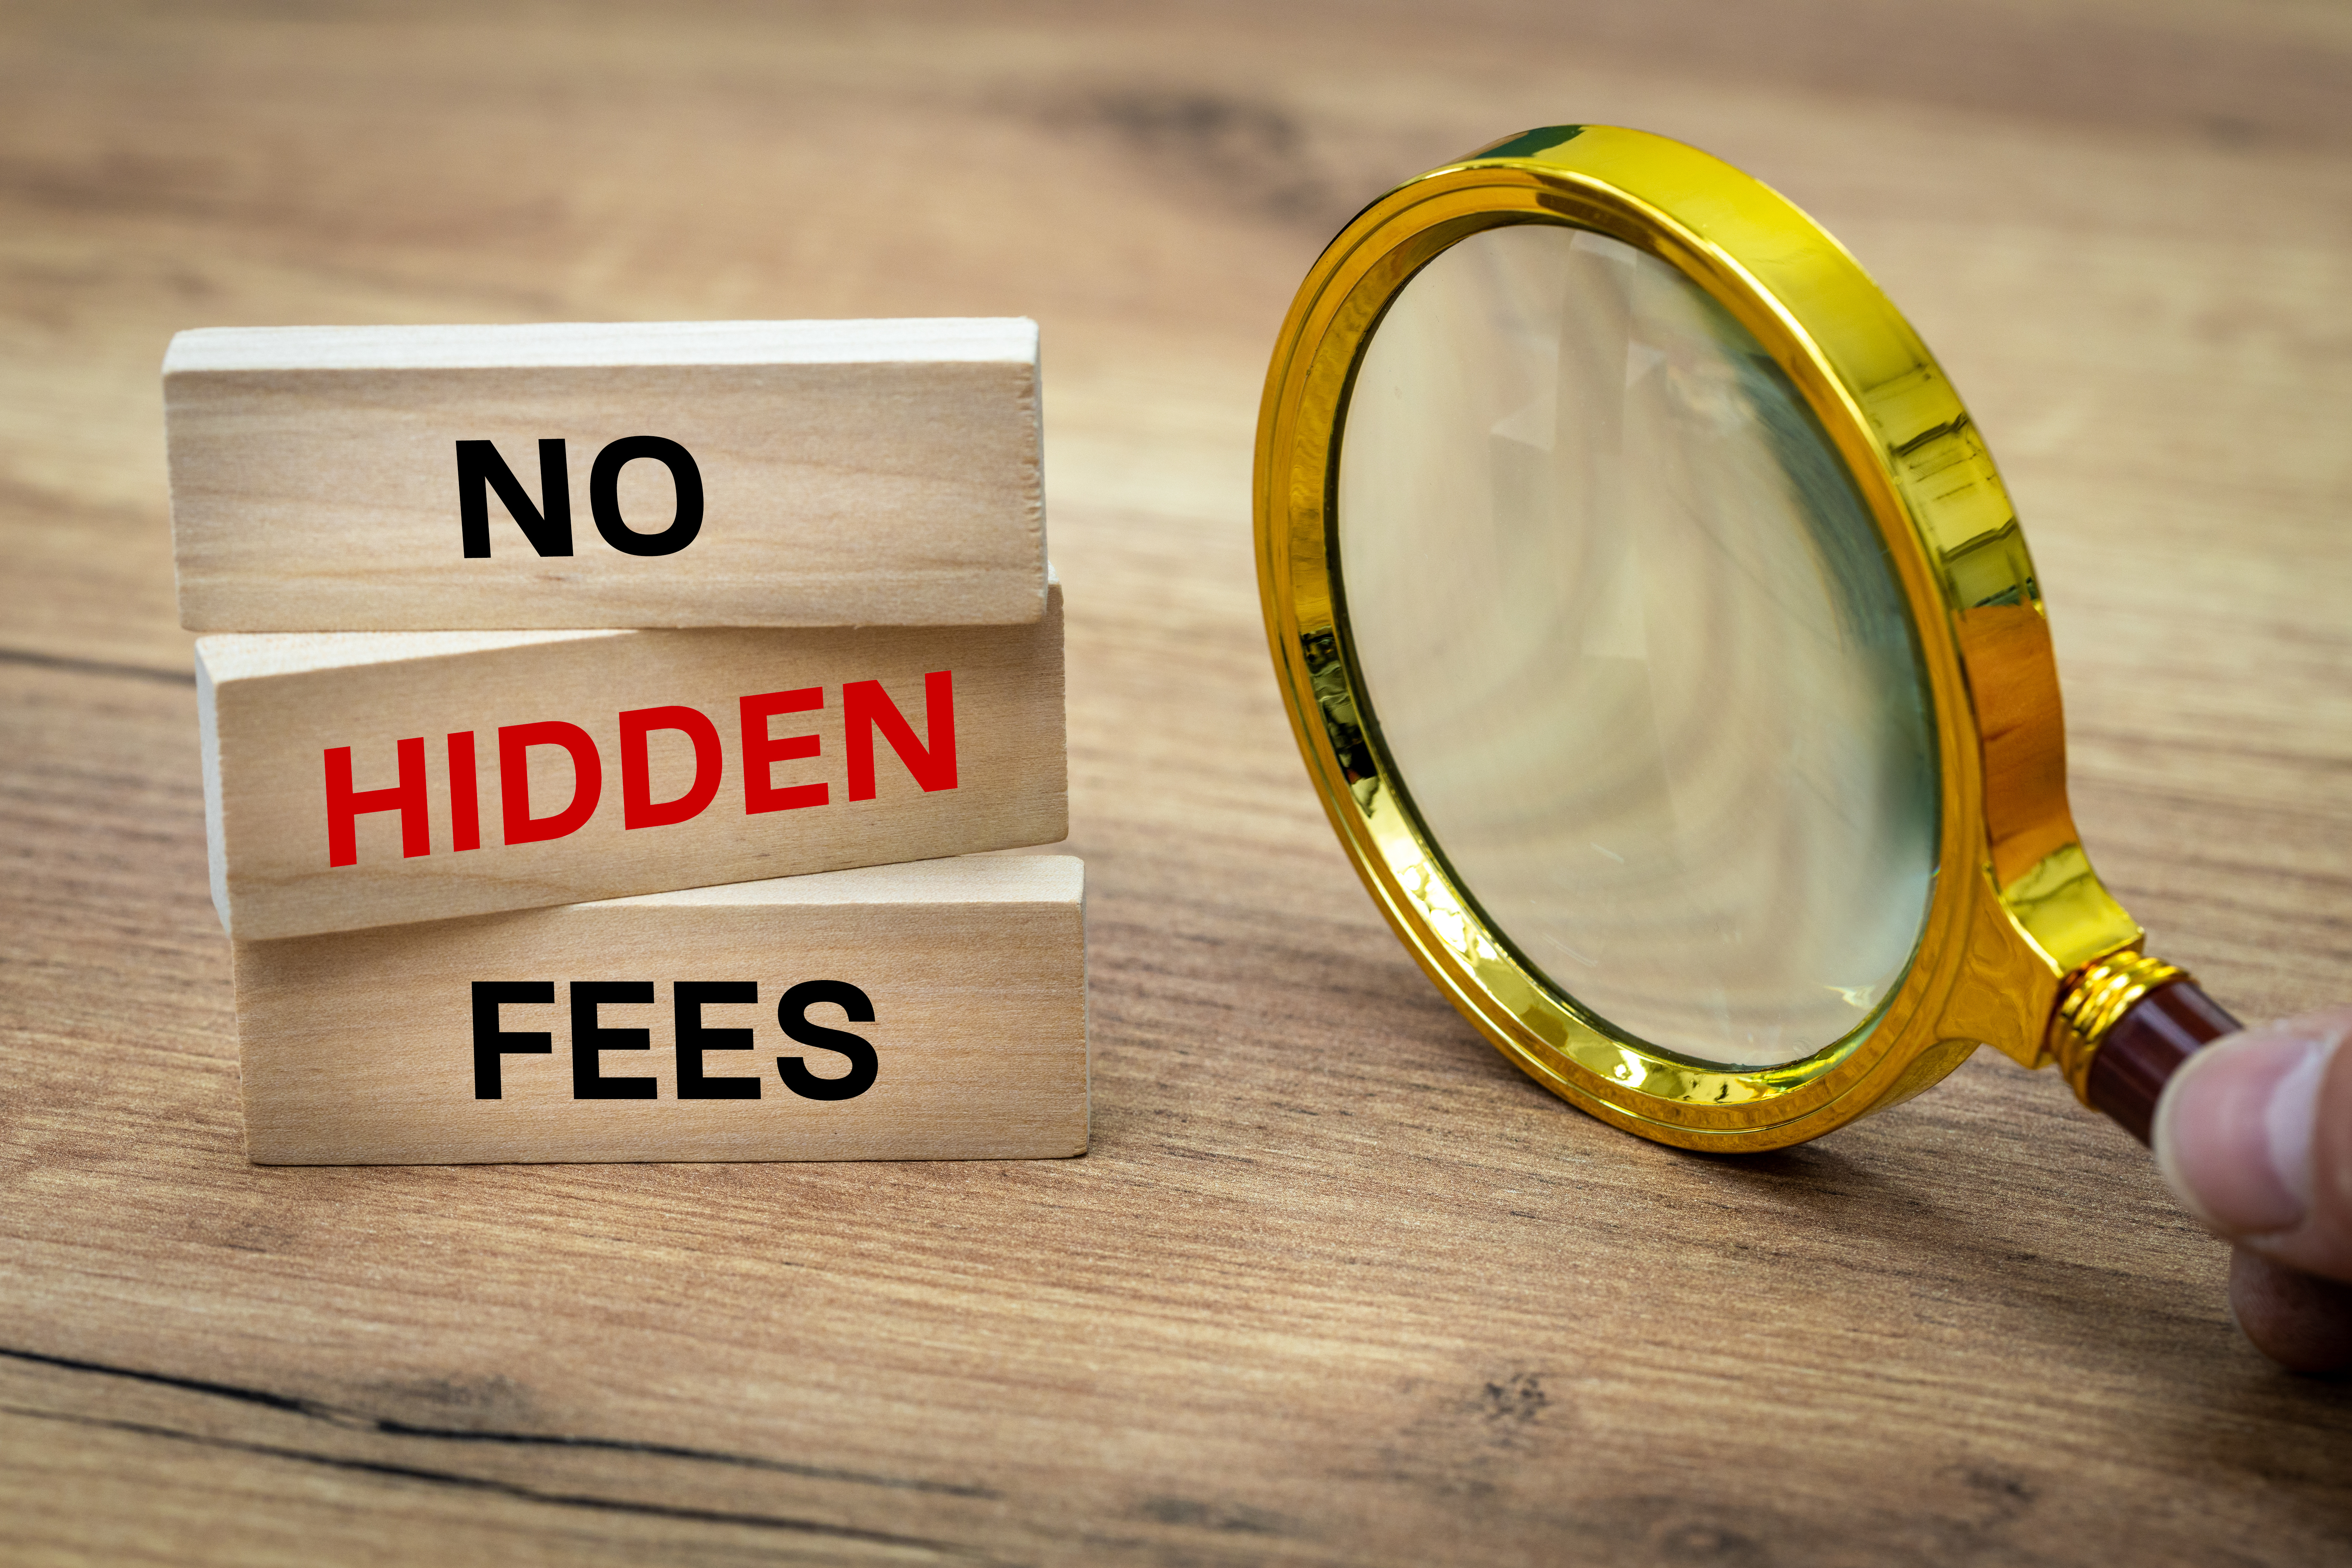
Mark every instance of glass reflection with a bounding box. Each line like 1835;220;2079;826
1337;223;1937;1067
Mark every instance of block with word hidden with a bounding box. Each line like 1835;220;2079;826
165;318;1044;631
198;579;1065;940
233;855;1088;1165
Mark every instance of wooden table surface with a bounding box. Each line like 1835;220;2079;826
5;3;2349;1562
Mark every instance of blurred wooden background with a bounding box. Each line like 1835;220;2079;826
4;2;2348;1562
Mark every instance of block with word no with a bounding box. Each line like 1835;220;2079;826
166;318;1045;631
234;855;1087;1164
199;580;1066;939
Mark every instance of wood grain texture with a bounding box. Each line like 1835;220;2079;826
166;318;1047;630
3;2;2350;1564
235;855;1088;1165
198;581;1066;939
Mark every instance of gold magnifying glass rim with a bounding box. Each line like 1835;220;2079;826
1253;125;2147;1150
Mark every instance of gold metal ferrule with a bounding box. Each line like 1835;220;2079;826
2048;951;2186;1104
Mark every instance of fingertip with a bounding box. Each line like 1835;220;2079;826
2228;1248;2352;1377
2152;1022;2324;1238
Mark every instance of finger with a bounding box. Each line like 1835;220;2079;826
2153;1007;2352;1283
2227;1248;2352;1377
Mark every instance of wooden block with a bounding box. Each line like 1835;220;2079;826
198;580;1066;940
165;318;1045;631
233;855;1088;1165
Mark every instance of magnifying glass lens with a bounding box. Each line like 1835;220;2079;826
1337;223;1940;1068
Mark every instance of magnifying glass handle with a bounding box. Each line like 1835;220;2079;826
2069;969;2242;1145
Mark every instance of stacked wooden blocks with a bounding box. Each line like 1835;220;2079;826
167;319;1086;1165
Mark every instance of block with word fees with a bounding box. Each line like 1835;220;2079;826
198;579;1065;939
234;855;1087;1165
166;318;1044;631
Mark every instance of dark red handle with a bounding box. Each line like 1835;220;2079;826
2085;979;2242;1144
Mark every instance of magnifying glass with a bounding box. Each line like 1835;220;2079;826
1255;125;2239;1151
